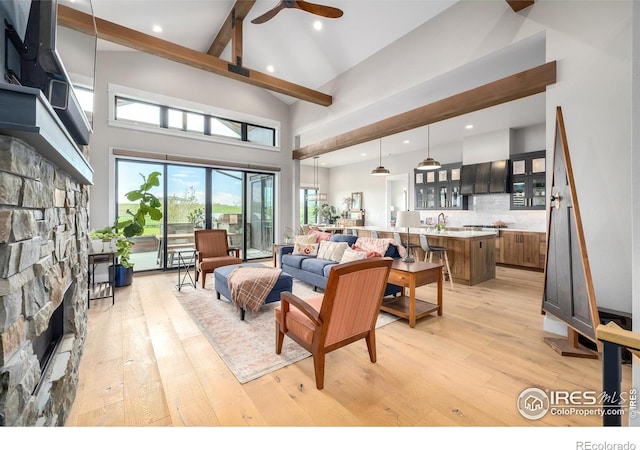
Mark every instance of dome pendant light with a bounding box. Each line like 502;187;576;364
371;139;390;176
416;125;441;170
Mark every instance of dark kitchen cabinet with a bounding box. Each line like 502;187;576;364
415;169;436;209
489;160;509;193
510;150;546;210
415;164;468;210
437;164;468;210
460;164;475;195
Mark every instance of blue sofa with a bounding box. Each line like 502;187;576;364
278;234;402;296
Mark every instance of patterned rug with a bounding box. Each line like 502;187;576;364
173;277;398;384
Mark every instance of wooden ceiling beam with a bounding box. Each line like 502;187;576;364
57;4;332;106
207;0;256;57
506;1;535;13
293;61;556;160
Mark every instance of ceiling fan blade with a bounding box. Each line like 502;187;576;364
251;1;286;24
295;1;343;19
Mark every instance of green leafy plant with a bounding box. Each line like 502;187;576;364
319;204;340;224
188;207;205;228
119;171;163;238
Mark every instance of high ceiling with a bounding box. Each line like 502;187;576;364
60;0;545;167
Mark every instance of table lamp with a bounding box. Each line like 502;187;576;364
396;210;421;263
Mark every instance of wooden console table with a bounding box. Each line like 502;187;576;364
381;260;443;328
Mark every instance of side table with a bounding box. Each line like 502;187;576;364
173;247;196;290
88;252;115;308
381;260;443;327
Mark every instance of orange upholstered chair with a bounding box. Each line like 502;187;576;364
194;229;241;288
275;257;393;389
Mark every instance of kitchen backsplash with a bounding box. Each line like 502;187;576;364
418;193;547;232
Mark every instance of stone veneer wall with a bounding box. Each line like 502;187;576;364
0;135;89;426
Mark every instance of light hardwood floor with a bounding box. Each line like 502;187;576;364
66;265;632;427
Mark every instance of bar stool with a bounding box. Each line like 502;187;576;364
419;234;453;289
393;231;420;255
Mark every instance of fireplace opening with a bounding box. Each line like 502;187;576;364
31;284;71;394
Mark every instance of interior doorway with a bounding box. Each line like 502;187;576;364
386;173;409;226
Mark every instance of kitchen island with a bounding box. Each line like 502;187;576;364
347;226;497;286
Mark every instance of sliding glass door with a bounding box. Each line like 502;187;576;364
116;160;164;271
247;174;274;259
115;159;275;271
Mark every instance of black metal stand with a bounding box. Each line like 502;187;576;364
88;252;115;308
175;248;196;291
602;340;623;426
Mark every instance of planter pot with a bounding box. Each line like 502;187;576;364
109;265;134;287
91;238;117;254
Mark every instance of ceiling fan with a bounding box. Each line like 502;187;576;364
251;0;344;24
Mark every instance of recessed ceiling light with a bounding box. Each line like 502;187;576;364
361;153;367;157
152;25;163;33
266;65;275;73
403;140;410;144
465;124;474;129
313;20;323;31
320;162;326;166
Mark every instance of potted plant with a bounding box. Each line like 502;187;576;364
94;171;163;287
89;226;118;253
319;204;340;224
188;207;205;229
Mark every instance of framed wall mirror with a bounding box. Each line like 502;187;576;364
351;192;362;210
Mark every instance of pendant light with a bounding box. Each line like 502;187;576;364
371;139;390;176
416;125;441;170
308;156;327;201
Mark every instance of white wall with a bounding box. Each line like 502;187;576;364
84;51;296;239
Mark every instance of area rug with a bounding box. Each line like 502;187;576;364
173;278;398;384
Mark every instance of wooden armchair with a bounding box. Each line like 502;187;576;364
275;257;393;389
194;229;241;288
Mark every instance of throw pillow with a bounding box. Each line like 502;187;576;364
293;243;319;256
340;247;368;263
317;241;348;262
295;234;317;244
309;229;332;242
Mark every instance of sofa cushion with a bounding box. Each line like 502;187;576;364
282;254;311;269
317;241;348;262
329;234;358;247
301;257;338;276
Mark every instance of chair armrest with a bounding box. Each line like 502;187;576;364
278;245;294;259
228;247;240;257
280;291;321;327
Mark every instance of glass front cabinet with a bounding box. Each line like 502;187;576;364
415;164;468;210
509;150;546;210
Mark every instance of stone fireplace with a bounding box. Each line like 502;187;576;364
0;128;91;424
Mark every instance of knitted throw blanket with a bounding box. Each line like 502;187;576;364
355;237;407;258
227;266;282;314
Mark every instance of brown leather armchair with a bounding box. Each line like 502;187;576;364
194;229;241;288
275;257;393;389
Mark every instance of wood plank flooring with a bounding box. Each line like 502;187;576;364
66;265;632;428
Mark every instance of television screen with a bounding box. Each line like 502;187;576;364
2;0;92;146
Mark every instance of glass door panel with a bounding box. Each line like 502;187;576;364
246;174;274;260
512;180;526;207
425;186;436;209
165;165;206;267
531;177;546;207
438;185;448;209
116;160;164;271
211;170;244;257
451;185;461;208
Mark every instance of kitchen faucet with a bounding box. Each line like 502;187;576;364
437;213;446;231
